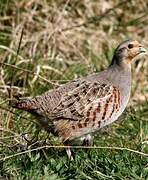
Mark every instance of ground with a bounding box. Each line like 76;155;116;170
0;0;148;179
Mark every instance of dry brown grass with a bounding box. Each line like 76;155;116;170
0;0;148;95
0;1;148;178
0;0;148;151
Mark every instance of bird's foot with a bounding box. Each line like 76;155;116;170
81;134;93;146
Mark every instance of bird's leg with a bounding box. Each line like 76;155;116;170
81;134;93;146
21;133;30;143
64;140;73;161
20;126;40;148
66;147;73;161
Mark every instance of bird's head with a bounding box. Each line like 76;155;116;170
111;40;146;67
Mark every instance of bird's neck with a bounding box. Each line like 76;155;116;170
109;62;131;73
110;55;132;72
107;60;132;89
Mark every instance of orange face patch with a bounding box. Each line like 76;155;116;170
127;40;141;60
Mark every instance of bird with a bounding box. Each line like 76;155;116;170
11;40;146;159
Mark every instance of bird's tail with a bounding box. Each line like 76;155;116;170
10;98;53;132
10;98;37;111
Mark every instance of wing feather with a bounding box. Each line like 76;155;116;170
49;81;113;121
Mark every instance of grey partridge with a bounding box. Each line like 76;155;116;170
12;40;146;159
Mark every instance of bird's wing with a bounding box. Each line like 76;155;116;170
50;80;120;121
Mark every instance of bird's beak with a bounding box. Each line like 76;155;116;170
139;46;147;54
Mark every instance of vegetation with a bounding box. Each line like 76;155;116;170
0;0;148;179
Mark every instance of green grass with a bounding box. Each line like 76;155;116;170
0;0;148;179
1;103;148;179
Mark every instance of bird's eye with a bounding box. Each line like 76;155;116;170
128;44;134;49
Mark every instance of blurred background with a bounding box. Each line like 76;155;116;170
0;0;148;179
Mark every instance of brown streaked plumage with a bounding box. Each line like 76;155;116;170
11;40;146;159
